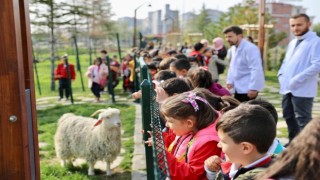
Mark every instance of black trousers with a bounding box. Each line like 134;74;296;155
91;82;101;98
59;78;70;99
234;91;252;102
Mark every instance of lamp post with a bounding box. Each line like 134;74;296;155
133;2;151;47
258;0;266;60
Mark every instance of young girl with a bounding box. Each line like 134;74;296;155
85;58;108;102
160;90;222;179
188;67;231;97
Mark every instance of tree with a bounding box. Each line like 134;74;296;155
30;0;96;91
313;23;320;37
89;0;115;43
195;4;211;35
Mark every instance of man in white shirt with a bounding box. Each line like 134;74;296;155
278;14;320;145
224;26;265;102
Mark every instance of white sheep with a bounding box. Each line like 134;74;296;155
54;108;121;176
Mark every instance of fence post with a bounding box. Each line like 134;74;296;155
106;56;115;103
141;79;155;180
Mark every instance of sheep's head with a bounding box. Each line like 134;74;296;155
91;108;121;127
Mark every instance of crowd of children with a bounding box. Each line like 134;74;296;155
130;30;320;179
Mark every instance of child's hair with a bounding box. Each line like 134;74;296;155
152;57;162;63
258;118;320;180
167;50;178;56
216;104;276;154
100;50;107;54
159;78;191;96
159;57;178;70
220;96;241;113
170;59;191;71
161;90;218;131
187;56;200;66
187;67;213;89
154;70;176;81
203;47;212;54
245;99;278;124
94;57;102;64
194;42;204;51
147;61;158;71
174;53;187;60
193;88;240;112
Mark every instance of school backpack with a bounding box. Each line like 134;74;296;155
215;46;227;74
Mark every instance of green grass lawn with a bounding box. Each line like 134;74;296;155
37;103;135;180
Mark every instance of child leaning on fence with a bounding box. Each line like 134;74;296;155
159;90;222;179
204;104;276;180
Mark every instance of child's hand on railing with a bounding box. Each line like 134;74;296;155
204;155;224;172
141;130;153;146
155;87;169;104
132;90;142;99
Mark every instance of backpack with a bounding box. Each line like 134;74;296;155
216;62;225;74
215;46;227;74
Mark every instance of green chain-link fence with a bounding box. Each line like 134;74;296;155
139;57;170;180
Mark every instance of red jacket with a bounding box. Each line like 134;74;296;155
54;63;76;80
166;119;221;180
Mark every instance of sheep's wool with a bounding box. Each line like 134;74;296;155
54;108;121;166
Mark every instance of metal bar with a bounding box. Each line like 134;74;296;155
116;33;122;62
141;79;155;180
73;36;85;91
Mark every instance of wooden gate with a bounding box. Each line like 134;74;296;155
0;0;40;179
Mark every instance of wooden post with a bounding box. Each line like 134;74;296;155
0;0;40;179
258;0;266;69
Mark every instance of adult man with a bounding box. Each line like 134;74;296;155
278;13;320;144
224;26;265;102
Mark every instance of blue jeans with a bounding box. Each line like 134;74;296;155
282;93;313;142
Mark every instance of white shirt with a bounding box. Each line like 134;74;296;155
278;31;320;97
227;39;265;93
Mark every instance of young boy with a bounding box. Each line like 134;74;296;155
205;104;276;180
246;99;285;154
169;59;191;78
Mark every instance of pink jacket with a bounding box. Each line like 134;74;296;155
166;114;221;179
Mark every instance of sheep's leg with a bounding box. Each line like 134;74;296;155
106;161;112;176
60;159;66;167
88;162;95;176
60;159;73;167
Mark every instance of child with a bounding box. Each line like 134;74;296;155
245;99;285;154
156;78;191;104
54;56;76;101
169;59;191;78
156;78;192;148
159;57;178;70
146;61;158;80
85;58;108;102
188;56;200;68
160;91;222;179
204;104;276;180
193;88;240;113
187;67;231;96
257;118;320;180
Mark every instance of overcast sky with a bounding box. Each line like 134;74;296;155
110;0;320;24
